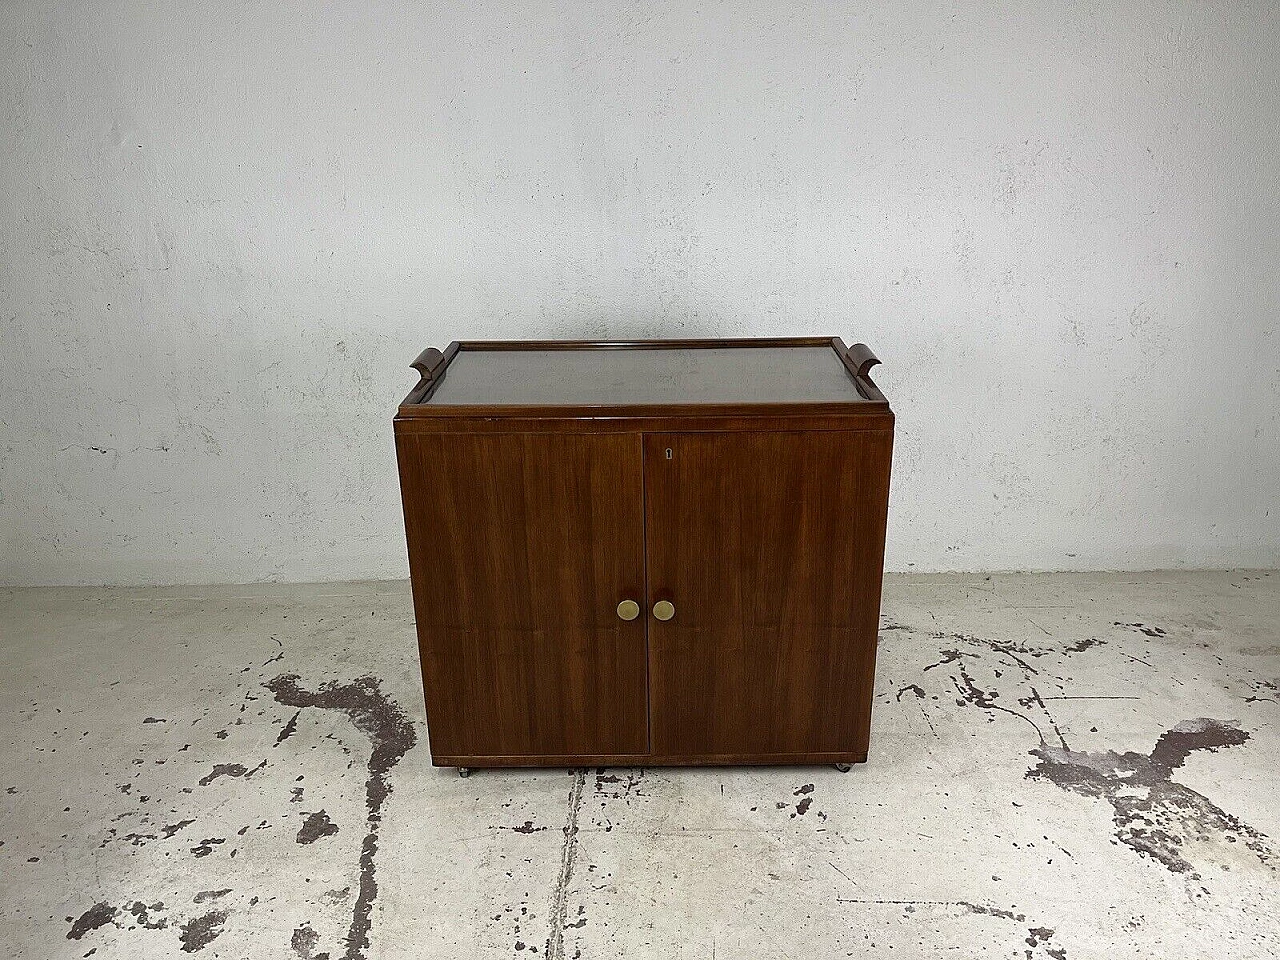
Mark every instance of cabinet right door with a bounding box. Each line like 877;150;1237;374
644;430;893;759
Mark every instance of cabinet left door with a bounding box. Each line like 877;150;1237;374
396;430;649;762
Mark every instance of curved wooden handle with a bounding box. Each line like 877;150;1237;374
403;346;450;405
832;339;886;402
410;347;446;380
847;342;880;380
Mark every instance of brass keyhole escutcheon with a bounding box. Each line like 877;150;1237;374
616;599;640;622
652;600;675;622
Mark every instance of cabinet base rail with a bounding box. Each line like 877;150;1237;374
435;751;869;769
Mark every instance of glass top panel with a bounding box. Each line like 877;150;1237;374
423;344;866;406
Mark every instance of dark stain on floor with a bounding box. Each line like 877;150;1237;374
545;769;587;960
895;620;1277;889
190;837;225;858
959;901;1023;921
196;761;264;787
1114;622;1166;638
275;709;302;746
951;660;1049;743
66;893;235;950
593;768;647;801
161;818;195;839
898;622;1271;884
67;903;117;940
923;649;966;672
835;898;1067;958
1027;718;1274;876
1246;677;1279;705
790;782;816;818
192;889;231;904
936;631;1107;675
128;900;168;929
292;923;328;959
504;820;548;834
1024;925;1064;959
297;809;339;844
265;674;418;960
179;909;229;953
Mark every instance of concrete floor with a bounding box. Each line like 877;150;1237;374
1;572;1277;960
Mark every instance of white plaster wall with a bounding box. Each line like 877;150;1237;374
2;1;1278;586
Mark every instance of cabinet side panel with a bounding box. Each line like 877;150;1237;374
855;426;893;757
395;429;649;759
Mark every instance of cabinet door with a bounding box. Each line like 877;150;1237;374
643;431;892;758
397;432;648;760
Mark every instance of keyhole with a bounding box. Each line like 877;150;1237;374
665;448;673;460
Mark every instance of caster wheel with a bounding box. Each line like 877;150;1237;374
458;767;471;778
834;763;852;773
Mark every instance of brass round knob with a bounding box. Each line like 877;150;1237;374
616;599;640;622
652;600;675;622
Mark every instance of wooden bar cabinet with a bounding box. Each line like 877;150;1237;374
394;338;894;774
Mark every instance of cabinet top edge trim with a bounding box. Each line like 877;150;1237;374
399;337;891;410
395;400;893;420
449;337;837;350
393;413;895;436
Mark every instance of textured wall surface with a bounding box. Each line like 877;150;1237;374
2;2;1278;586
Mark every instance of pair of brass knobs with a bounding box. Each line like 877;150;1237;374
616;599;674;622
